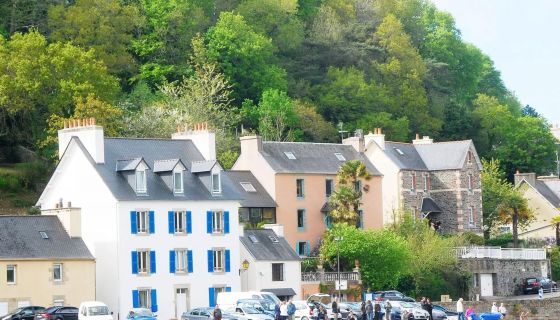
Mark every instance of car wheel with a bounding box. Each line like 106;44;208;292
301;317;308;320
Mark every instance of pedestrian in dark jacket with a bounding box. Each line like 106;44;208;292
374;302;382;320
426;299;433;320
275;303;281;320
332;298;339;320
366;301;373;320
360;302;366;320
213;305;222;320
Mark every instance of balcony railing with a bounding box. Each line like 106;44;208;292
302;271;361;282
455;246;546;260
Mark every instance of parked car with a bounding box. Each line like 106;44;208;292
522;277;558;294
2;307;46;320
181;308;238;320
372;291;415;303
338;303;362;319
35;307;78;320
217;292;281;310
78;302;112;320
377;301;402;320
292;300;339;320
389;302;429;320
126;309;156;320
236;299;275;317
432;305;457;320
406;303;445;320
225;307;273;320
306;294;343;320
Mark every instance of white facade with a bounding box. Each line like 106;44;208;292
38;125;242;320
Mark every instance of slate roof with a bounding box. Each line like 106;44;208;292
153;159;184;173
71;137;241;201
240;229;300;261
0;216;93;260
115;158;144;171
380;140;481;171
421;197;443;213
191;160;219;173
226;171;276;208
260;142;381;175
535;180;560;207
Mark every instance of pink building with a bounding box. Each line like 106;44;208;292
233;135;383;256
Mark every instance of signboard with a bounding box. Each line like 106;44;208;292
335;280;348;290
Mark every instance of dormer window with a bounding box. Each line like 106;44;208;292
173;170;184;193
212;172;221;193
136;169;147;193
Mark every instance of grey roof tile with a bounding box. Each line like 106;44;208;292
383;142;428;171
0;216;93;260
240;229;300;261
191;160;219;173
153;159;184;173
535;180;560;207
115;158;143;171
226;171;276;208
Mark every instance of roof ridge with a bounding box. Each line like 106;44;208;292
116;157;142;161
262;141;348;146
0;215;53;218
154;158;180;162
105;137;190;142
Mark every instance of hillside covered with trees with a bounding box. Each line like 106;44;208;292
0;0;557;176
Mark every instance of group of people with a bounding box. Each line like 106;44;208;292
273;300;297;320
456;298;507;320
358;300;391;320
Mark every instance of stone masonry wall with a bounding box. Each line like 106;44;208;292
439;297;560;320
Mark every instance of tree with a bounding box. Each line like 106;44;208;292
552;216;560;247
48;0;142;78
481;159;511;239
205;12;287;102
328;160;371;225
354;112;409;142
293;101;339;143
497;187;534;248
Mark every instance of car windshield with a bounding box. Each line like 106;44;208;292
88;306;109;316
261;294;281;305
132;309;153;317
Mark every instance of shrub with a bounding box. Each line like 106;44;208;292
486;233;526;247
10;198;34;207
27;207;41;215
551;247;560;281
0;174;21;192
14;162;50;190
460;232;485;245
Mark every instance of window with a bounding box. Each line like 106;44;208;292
468;207;475;226
325;179;334;198
423;175;430;191
473;273;478;287
268;236;279;243
136;211;149;234
173;171;183;193
213;249;225;272
354;180;362;193
138;250;150;274
212;211;224;233
296;242;309;257
39;231;48;239
356;210;364;229
467;151;473;163
138;289;151;309
468;174;474;191
7;265;15;284
53;263;62;281
296;179;305;198
395;148;404;155
213;287;226;306
175;211;185;233
240;182;256;192
411;173;417;191
272;263;284;281
248;235;259;243
334;153;346;161
136;169;147;193
212;173;221;193
297;209;305;231
284;152;296;160
175;249;188;273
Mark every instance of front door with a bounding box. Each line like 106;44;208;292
176;288;189;318
541;262;548;277
480;273;493;297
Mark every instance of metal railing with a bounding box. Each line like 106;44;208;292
301;271;361;282
455;246;547;260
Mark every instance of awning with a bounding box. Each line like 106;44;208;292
262;288;297;296
421;197;443;213
320;202;331;213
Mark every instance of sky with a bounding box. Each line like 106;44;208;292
431;0;560;124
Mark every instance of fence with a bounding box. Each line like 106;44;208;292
301;271;361;282
455;246;547;260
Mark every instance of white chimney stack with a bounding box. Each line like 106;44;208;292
413;134;433;145
172;122;216;160
263;224;284;237
58;118;104;163
365;128;385;150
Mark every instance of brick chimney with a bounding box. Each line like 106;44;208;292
365;128;385;150
514;171;536;187
413;134;434;145
172;122;216;160
58;118;104;163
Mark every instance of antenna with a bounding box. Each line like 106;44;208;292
338;122;348;141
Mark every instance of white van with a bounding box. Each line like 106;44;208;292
78;302;113;320
217;292;281;309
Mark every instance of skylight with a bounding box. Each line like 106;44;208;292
268;236;279;243
39;231;49;239
284;151;296;160
240;182;257;192
394;148;404;156
334;152;346;161
249;235;259;243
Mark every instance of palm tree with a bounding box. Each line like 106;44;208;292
328;160;371;225
497;189;534;248
551;216;560;246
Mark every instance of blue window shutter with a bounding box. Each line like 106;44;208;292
206;211;212;233
187;211;192;234
207;250;213;273
132;290;139;308
151;289;158;312
224;211;230;234
169;250;176;274
225;250;231;272
209;287;215;307
130;211;137;234
150;251;156;274
168;211;174;234
226;287;231;292
131;251;138;274
149;211;155;234
187;250;193;273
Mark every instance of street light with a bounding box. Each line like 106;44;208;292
334;236;344;301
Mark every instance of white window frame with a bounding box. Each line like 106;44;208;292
213;249;225;272
423;175;429;191
411;173;417;192
212;210;224;233
468;174;474;192
334;153;346;161
138;250;150;274
174;211;186;233
175;249;188;273
7;265;16;284
212;172;221;194
53;263;63;282
240;182;256;192
138;288;151;309
136;169;147;193
173;170;184;193
468;207;475;226
213;287;226;305
136;211;149;234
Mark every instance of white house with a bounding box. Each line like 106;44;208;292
37;120;242;320
239;226;301;301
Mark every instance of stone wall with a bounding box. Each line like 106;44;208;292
438;297;560;320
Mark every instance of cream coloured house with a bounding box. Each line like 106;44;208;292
0;215;95;314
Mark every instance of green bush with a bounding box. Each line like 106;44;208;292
10;197;34;207
551;247;560;281
460;232;485;245
486;233;526;247
14;162;50;190
0;175;21;192
27;207;41;215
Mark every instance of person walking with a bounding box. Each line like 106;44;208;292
287;300;296;320
366;301;373;320
274;302;281;320
373;301;381;320
213;305;222;320
425;298;433;320
332;298;339;320
490;302;498;314
498;303;507;319
383;301;392;320
456;298;465;320
280;301;289;320
360;302;366;320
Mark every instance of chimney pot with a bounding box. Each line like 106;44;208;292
516;170;520;174
416;133;420;140
379;128;382;134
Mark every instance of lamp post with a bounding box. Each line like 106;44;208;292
334;236;343;300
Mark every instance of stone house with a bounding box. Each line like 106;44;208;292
349;129;483;234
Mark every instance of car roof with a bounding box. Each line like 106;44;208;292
80;302;108;307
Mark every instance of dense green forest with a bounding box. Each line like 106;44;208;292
0;0;557;175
